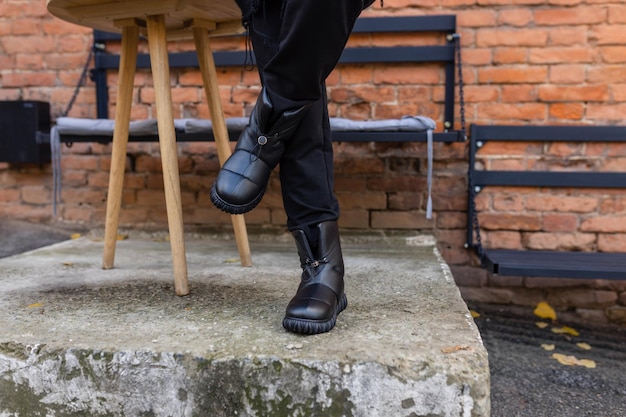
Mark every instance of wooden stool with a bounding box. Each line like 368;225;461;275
47;0;252;296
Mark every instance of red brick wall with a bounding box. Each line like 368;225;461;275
1;0;625;324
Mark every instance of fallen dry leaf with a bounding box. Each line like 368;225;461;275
541;344;555;351
552;353;577;366
534;301;557;321
441;345;473;354
27;302;44;308
117;234;128;241
535;322;549;329
577;359;596;368
552;353;596;369
70;233;81;239
62;262;74;267
470;310;481;318
577;342;592;350
552;325;580;337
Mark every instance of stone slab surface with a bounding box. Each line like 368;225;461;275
0;232;489;416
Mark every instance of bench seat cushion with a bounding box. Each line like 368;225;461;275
54;115;436;136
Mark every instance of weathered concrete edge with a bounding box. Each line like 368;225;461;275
434;245;488;345
0;236;490;417
433;246;491;417
1;341;486;417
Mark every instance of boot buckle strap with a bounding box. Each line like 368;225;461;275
305;257;328;268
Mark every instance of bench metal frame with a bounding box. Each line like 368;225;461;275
73;15;464;144
467;124;626;280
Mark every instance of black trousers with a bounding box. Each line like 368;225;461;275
236;0;368;235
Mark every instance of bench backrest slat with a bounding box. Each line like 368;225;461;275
473;171;626;189
471;124;626;142
95;45;455;70
352;14;456;33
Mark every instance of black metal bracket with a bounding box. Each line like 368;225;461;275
467;123;626;279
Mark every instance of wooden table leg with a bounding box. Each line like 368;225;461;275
146;14;190;296
103;22;139;270
192;24;252;267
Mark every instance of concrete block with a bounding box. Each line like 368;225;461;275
0;232;489;416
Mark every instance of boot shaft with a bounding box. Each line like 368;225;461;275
250;89;310;141
235;89;310;157
292;221;344;282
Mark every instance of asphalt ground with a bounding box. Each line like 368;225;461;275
0;219;82;258
2;219;625;416
469;302;626;417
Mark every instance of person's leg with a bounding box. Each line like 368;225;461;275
257;0;365;111
211;0;365;214
213;0;370;334
278;85;346;335
266;1;363;334
279;86;339;240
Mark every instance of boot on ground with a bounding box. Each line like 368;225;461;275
283;220;347;335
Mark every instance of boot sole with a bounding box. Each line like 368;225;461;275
210;183;265;215
282;293;348;335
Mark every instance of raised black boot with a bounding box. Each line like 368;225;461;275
283;221;347;335
210;90;309;214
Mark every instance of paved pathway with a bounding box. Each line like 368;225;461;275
470;303;626;417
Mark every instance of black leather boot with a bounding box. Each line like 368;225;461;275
283;221;347;335
210;90;309;214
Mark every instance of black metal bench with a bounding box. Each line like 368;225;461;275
467;124;626;280
58;14;465;145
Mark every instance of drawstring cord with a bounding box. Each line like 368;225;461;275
240;0;260;70
249;132;277;162
243;21;254;71
249;134;267;161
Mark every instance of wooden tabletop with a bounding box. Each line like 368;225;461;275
47;0;243;35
